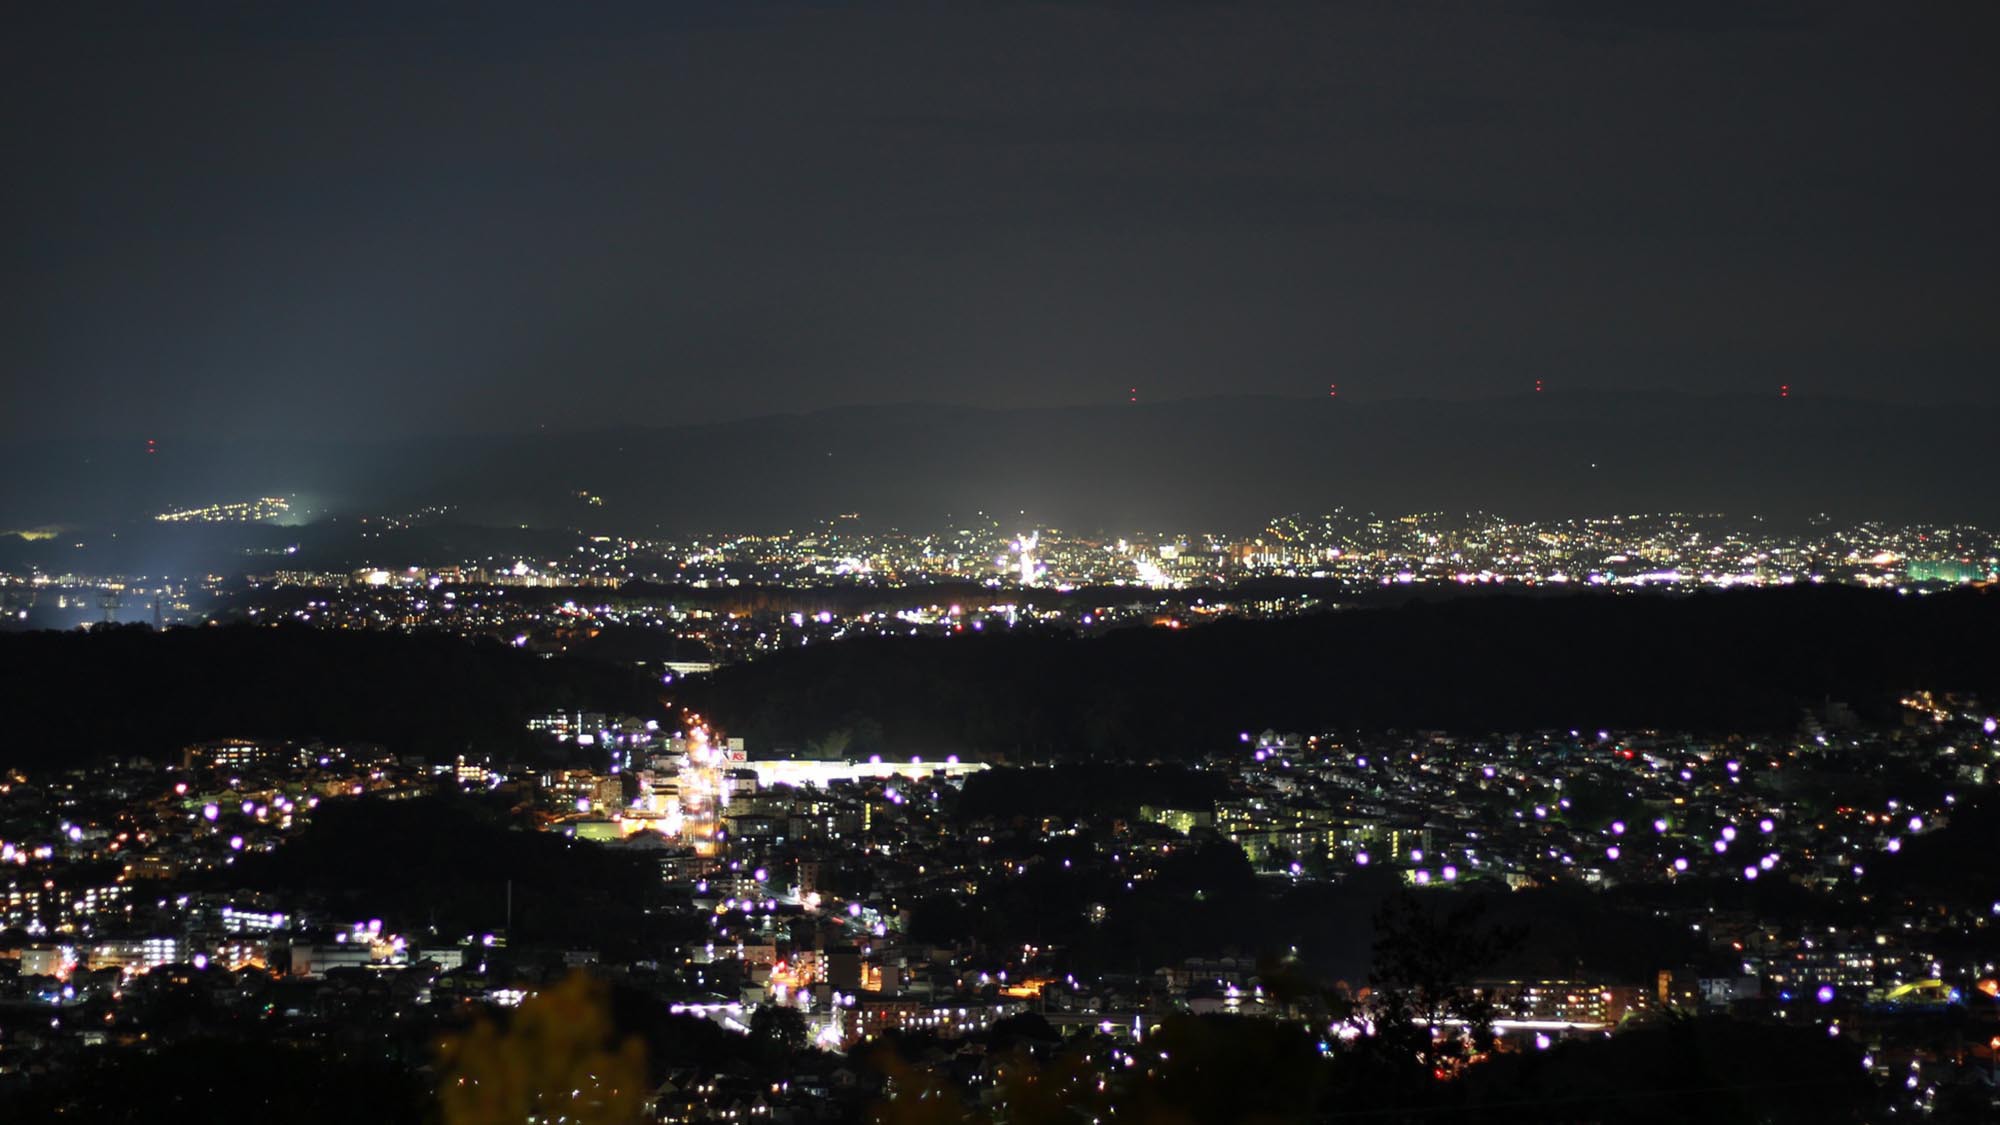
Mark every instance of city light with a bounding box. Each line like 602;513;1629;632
2;8;1994;1120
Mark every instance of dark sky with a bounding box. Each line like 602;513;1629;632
5;1;1995;439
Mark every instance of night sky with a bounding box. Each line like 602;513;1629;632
5;1;1995;441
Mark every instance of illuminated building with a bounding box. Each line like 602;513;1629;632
840;998;1024;1046
1138;805;1213;834
219;905;288;933
20;946;76;978
289;941;377;977
89;936;187;975
745;758;986;790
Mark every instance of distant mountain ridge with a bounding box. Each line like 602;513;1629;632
1;391;1991;532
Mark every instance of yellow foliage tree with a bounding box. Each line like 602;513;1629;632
866;1051;976;1125
437;972;649;1125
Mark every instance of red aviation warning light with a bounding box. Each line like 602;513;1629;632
1328;383;1338;398
1779;384;1790;398
1534;379;1544;394
146;438;157;455
1129;386;1137;404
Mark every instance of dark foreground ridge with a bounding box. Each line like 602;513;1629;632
687;585;2000;758
0;624;656;768
7;585;1995;771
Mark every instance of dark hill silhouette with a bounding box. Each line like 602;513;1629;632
0;624;657;768
6;587;1994;771
682;586;2000;759
231;795;691;956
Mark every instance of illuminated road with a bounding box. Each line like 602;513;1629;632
678;716;726;858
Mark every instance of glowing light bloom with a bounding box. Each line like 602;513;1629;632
1726;761;1740;774
1885;838;1902;853
1413;870;1430;885
1654;819;1668;833
1610;821;1626;836
1713;839;1729;854
1721;825;1738;842
1355;852;1370;866
1908;816;1923;833
1534;1034;1551;1050
1441;865;1458;881
1760;855;1777;870
1673;857;1689;872
1759;819;1775;834
1817;985;1836;1004
848;902;862;917
202;805;219;822
1606;846;1620;860
1743;866;1758;880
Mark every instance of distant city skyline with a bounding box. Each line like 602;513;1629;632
7;391;1998;535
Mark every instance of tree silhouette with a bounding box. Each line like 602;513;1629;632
749;1003;810;1069
1364;894;1520;1077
